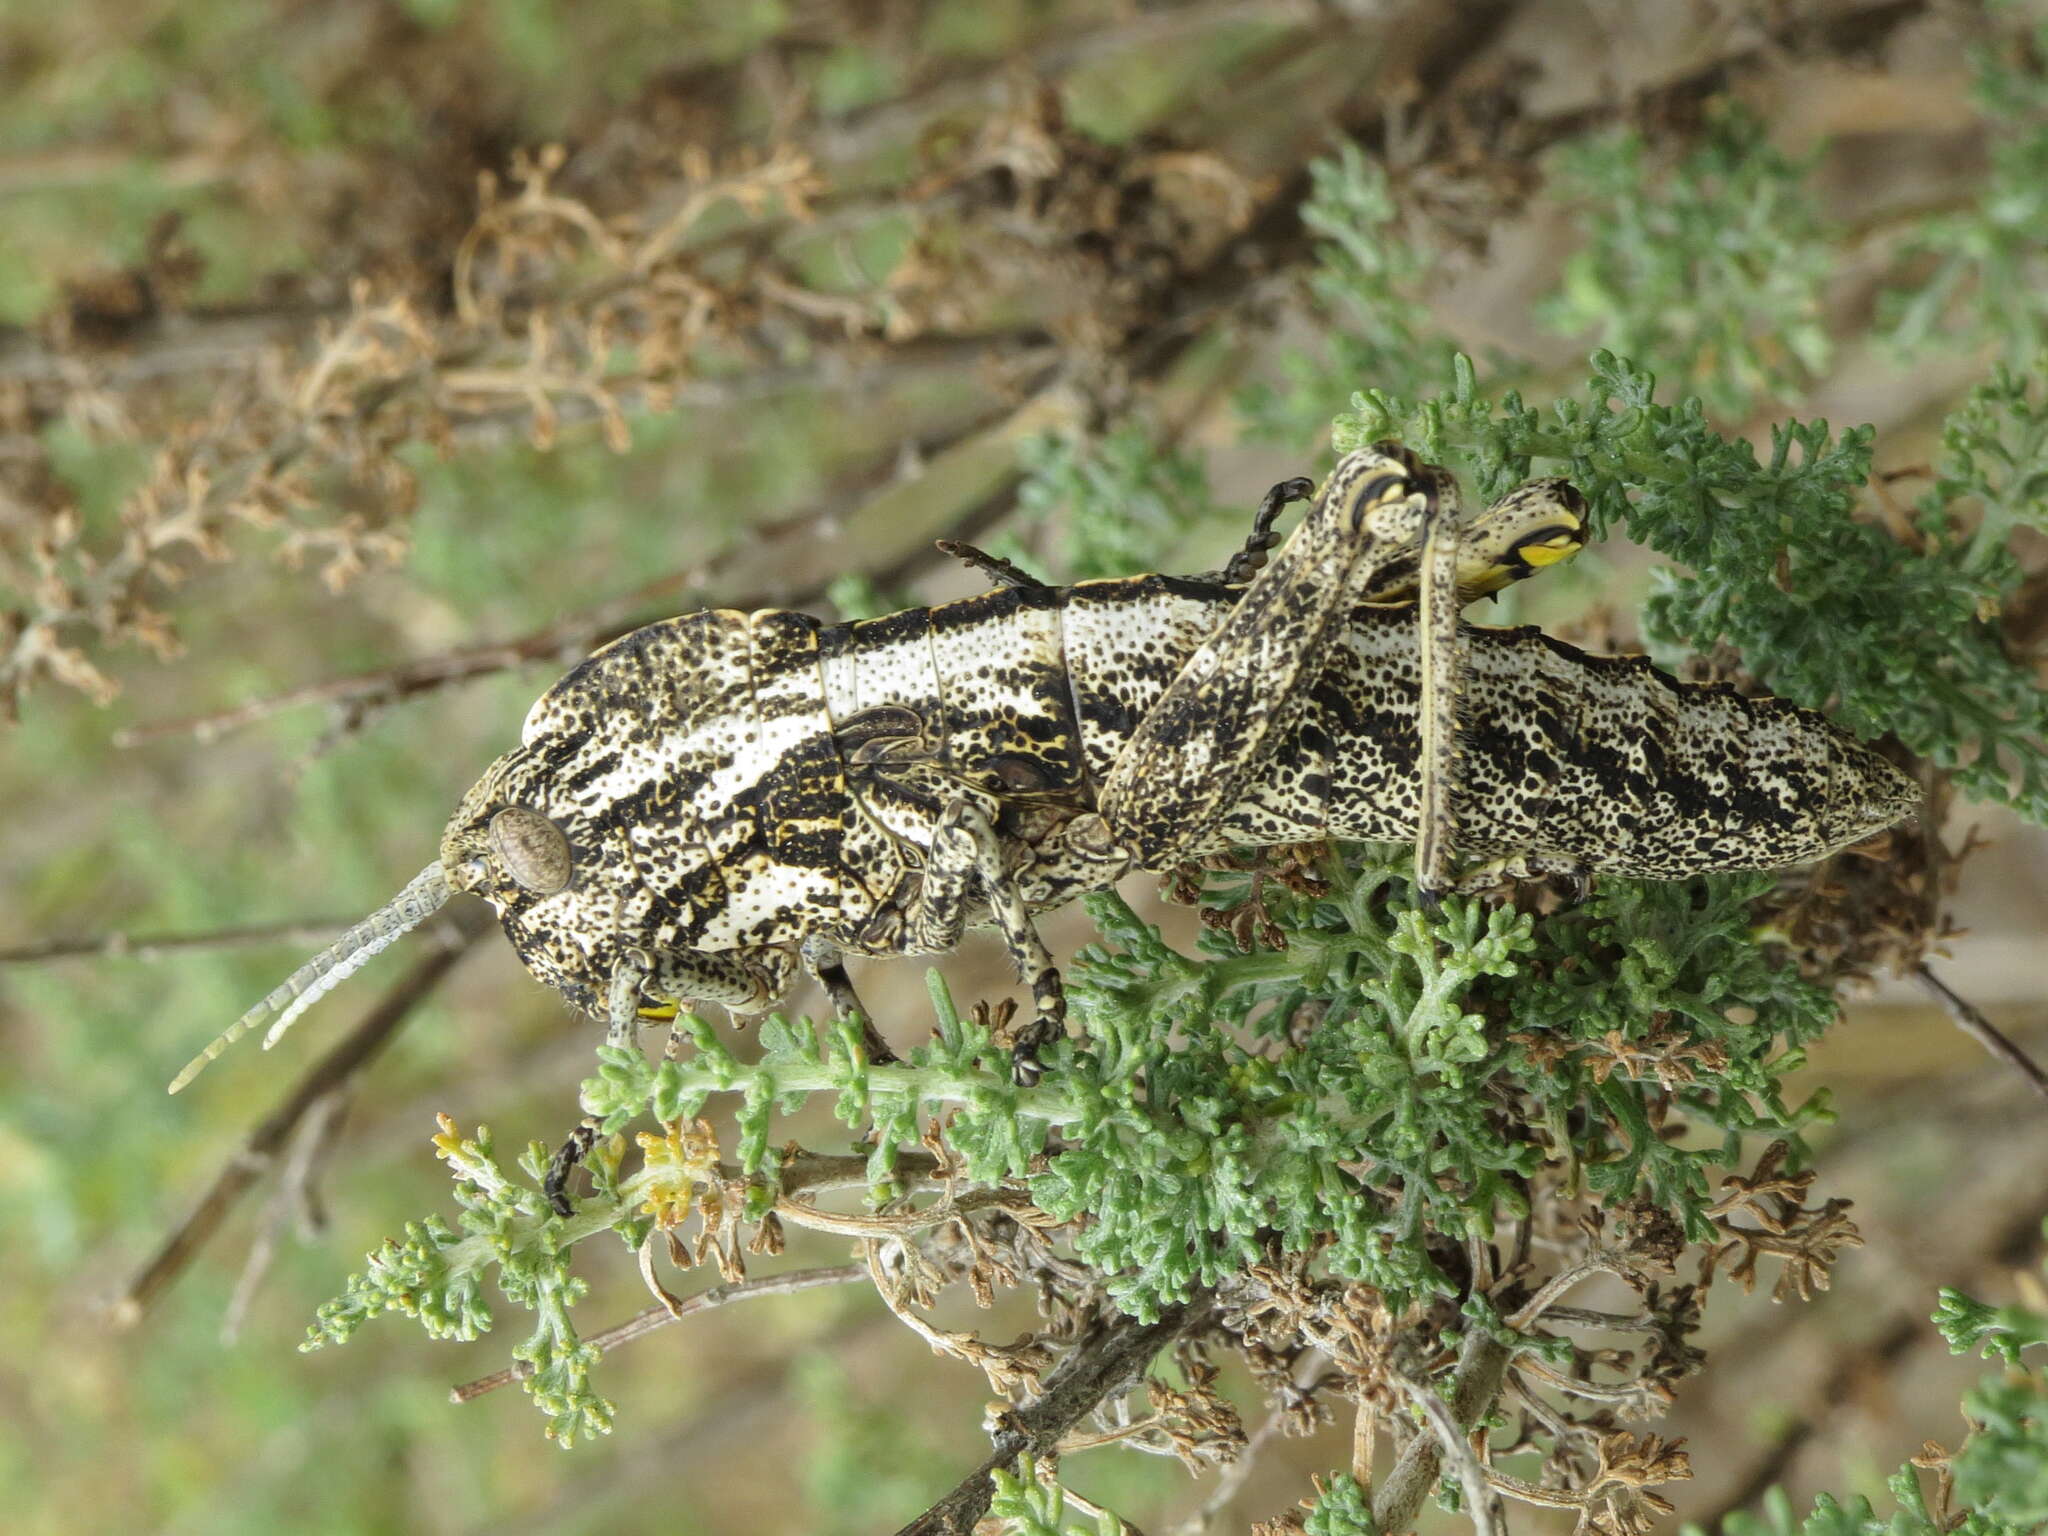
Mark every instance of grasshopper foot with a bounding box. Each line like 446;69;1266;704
803;938;899;1065
1007;985;1067;1087
936;539;1048;591
1446;851;1592;903
544;1116;602;1218
1222;475;1317;585
1009;1042;1045;1088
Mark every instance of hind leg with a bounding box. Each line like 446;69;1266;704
546;945;796;1216
1100;445;1446;871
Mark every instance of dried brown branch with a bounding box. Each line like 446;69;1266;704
804;0;1326;168
219;1086;349;1344
774;1184;1039;1240
893;1296;1214;1536
1369;1328;1514;1535
1509;1203;1686;1330
1513;1354;1675;1416
1488;1433;1692;1536
111;388;1065;746
0;141;911;716
1168;1359;1335;1536
1051;1481;1153;1536
6;0;1938;729
1704;1143;1864;1304
863;1236;1054;1399
448;1262;871;1404
0;916;352;964
1391;1358;1503;1536
108;903;492;1326
1915;962;2048;1105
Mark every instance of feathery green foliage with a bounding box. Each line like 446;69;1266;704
1299;1471;1378;1536
1708;1249;2048;1536
18;6;2048;1535
1237;142;1463;444
1538;104;1832;419
1016;424;1218;582
1883;10;2048;365
308;840;1837;1434
987;1458;1127;1536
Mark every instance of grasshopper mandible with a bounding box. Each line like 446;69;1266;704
173;444;1920;1154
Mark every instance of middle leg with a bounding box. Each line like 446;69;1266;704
865;790;1066;1085
1411;462;1463;905
801;934;899;1064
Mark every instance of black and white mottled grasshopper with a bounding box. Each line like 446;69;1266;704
172;443;1919;1126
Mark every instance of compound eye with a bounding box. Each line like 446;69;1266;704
489;806;573;895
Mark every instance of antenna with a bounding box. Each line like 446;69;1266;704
168;861;452;1093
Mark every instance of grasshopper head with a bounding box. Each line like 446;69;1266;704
438;742;642;1021
169;740;640;1093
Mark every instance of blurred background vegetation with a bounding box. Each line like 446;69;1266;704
4;1;2047;1532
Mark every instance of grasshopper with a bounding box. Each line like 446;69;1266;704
173;444;1919;1169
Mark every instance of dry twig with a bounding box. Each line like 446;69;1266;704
894;1297;1214;1536
449;1263;870;1403
1915;962;2048;1105
0;916;352;965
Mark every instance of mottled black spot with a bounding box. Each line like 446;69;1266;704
1078;688;1140;741
851;607;931;648
931;587;1024;631
560;751;623;796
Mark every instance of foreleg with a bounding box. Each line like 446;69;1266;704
1219;475;1317;585
1449;849;1591;902
639;943;795;1019
545;944;796;1216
